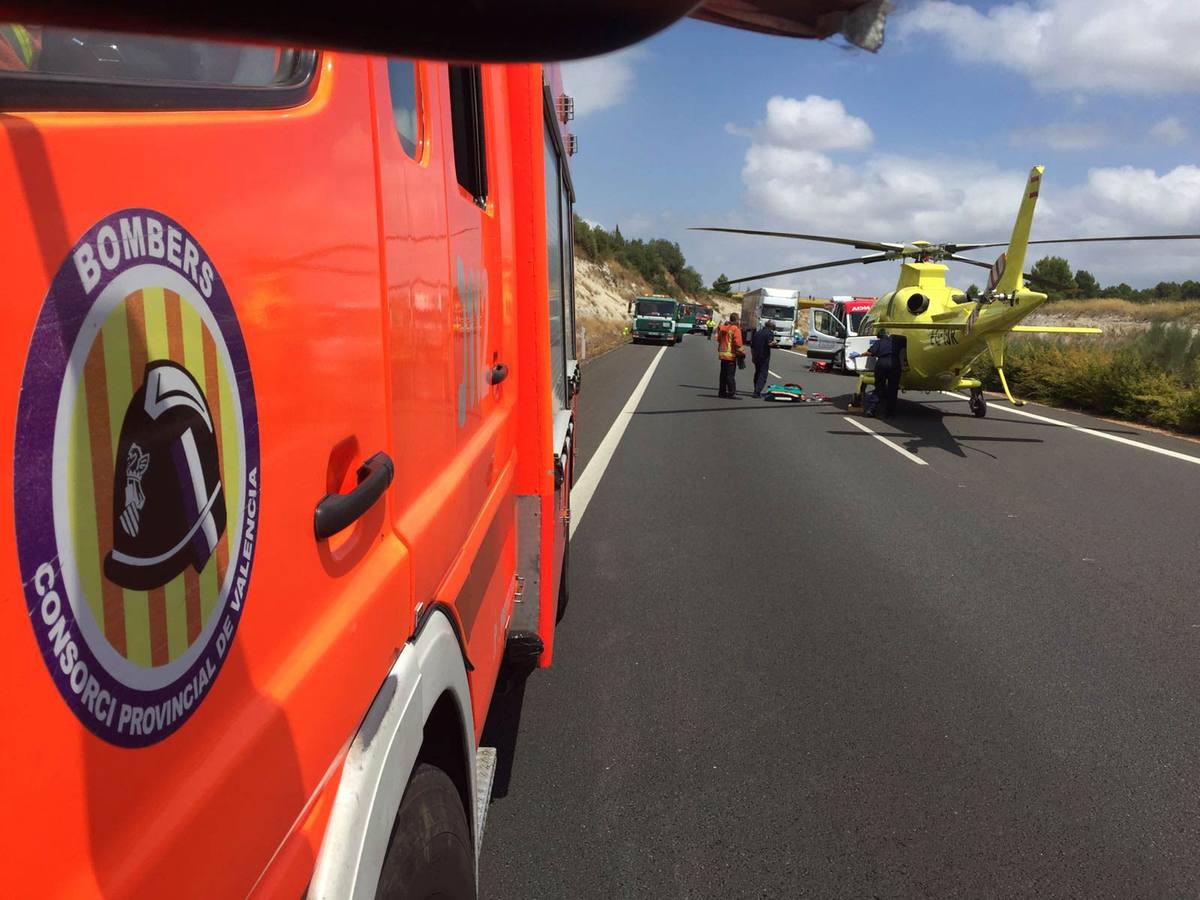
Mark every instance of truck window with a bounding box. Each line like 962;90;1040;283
545;125;567;411
0;24;314;109
761;303;794;321
386;59;422;159
812;309;845;338
635;299;675;317
449;64;488;206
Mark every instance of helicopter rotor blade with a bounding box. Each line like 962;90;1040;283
690;227;903;253
725;253;893;285
952;233;1200;253
945;254;995;271
948;255;1067;291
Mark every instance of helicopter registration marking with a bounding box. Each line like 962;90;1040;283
928;329;960;347
843;417;929;466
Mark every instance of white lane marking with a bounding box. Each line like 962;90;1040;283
940;391;1200;467
768;370;782;379
571;347;668;537
843;416;929;466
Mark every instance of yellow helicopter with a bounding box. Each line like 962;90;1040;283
696;166;1200;417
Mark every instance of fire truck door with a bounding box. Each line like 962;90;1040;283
375;60;516;715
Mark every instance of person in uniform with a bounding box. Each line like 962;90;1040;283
865;328;907;416
716;313;744;398
750;320;774;398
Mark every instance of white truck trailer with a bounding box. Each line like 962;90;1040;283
741;288;800;349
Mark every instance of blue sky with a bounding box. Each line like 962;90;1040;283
562;0;1200;295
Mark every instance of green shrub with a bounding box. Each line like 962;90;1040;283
970;324;1200;434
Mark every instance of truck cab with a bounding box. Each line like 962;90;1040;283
1;31;577;898
674;303;697;338
630;296;679;345
741;287;799;349
805;296;877;369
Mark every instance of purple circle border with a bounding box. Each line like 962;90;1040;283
13;208;260;748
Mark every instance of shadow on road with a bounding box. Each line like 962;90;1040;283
634;394;840;414
479;665;532;801
826;399;1048;459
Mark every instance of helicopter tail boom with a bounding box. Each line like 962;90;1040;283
994;165;1044;294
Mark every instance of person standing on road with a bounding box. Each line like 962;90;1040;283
716;313;744;398
865;329;907;416
750;320;774;398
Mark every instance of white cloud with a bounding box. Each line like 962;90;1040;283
897;0;1200;94
1011;122;1112;151
712;95;1200;292
756;95;874;151
1150;116;1189;145
561;47;645;119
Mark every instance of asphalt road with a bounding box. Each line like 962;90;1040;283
480;334;1200;898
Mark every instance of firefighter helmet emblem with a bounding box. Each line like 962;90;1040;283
14;209;260;747
105;361;227;592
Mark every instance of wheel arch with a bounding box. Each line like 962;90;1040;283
308;610;476;900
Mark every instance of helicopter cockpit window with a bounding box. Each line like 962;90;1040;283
0;24;315;109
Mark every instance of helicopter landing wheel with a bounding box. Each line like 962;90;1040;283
969;388;987;418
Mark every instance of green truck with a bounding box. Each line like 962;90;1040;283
629;295;680;345
674;302;697;338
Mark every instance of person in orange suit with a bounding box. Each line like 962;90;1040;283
716;313;744;398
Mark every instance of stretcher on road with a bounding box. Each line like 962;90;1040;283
763;383;830;403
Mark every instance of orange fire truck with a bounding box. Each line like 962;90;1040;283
1;29;578;898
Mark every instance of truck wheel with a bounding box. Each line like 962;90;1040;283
374;764;475;900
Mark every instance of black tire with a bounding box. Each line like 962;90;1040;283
556;534;570;624
375;764;476;900
969;389;987;418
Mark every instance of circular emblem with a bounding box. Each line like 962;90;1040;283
14;209;260;747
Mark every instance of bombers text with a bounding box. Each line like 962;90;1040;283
73;214;215;298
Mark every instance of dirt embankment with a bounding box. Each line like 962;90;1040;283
574;255;736;360
1025;299;1200;335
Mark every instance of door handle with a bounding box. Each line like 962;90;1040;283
314;451;394;540
488;363;509;385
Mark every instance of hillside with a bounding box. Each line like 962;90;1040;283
574;255;738;358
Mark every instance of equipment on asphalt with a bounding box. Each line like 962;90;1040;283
695;166;1200;416
763;383;829;402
